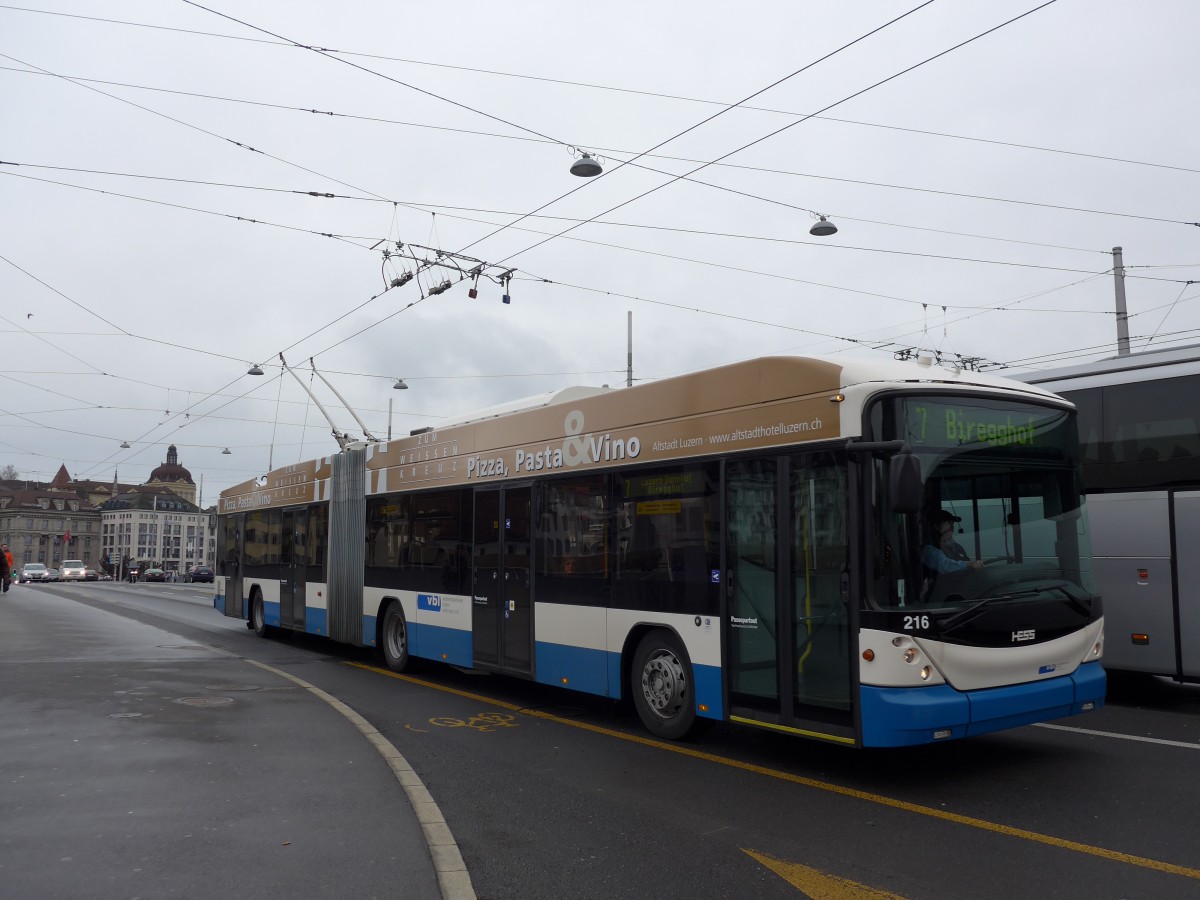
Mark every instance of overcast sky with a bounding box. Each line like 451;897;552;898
3;0;1197;502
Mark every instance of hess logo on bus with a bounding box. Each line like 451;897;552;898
1012;629;1036;642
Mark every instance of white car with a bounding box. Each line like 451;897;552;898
19;563;49;583
61;560;87;581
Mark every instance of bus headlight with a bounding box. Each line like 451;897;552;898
903;648;919;664
920;666;931;681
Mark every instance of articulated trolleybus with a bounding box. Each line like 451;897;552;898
216;355;1104;747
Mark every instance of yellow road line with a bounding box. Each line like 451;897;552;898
744;849;907;899
349;661;1200;881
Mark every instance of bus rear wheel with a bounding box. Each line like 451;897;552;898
631;630;701;740
380;603;410;673
251;591;271;638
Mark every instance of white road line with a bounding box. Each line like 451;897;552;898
1035;721;1200;749
242;657;476;900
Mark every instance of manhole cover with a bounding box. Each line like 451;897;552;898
109;712;144;719
174;697;235;707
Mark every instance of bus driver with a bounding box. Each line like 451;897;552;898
922;510;985;575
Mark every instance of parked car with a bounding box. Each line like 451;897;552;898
44;568;61;582
185;565;214;584
84;568;99;581
19;563;49;583
141;568;166;583
61;560;87;581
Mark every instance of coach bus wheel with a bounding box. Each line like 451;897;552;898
251;591;271;639
381;603;410;673
631;630;699;740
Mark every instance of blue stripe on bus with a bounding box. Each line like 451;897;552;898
264;599;281;628
306;607;327;637
535;641;610;694
409;621;472;668
859;661;1106;747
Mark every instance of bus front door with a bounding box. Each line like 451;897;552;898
726;454;853;738
279;509;307;631
472;486;532;674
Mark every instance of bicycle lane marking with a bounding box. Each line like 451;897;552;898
349;661;1200;883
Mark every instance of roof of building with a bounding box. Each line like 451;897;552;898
101;488;199;514
148;445;195;485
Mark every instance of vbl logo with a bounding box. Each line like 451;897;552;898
418;594;442;612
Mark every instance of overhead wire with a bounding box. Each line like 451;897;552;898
1;68;1183;244
7;0;1190;465
180;0;941;260
3;164;1122;283
5;5;1198;179
490;2;1079;268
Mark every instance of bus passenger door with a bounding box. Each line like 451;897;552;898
472;487;533;675
726;453;852;735
282;509;308;631
220;513;244;619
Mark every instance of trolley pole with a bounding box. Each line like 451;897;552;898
1113;246;1131;357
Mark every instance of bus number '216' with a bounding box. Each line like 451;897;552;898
904;615;930;630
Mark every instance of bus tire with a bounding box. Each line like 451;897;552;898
251;590;271;639
380;602;410;673
631;630;700;741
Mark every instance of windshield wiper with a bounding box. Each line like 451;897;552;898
937;584;1094;634
1040;583;1095;618
937;588;1047;633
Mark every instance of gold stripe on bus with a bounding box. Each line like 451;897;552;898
728;715;858;745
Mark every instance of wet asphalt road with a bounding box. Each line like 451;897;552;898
0;581;442;900
5;579;1200;899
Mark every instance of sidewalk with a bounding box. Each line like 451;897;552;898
0;584;450;899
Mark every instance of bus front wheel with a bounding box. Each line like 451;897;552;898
251;591;271;638
380;603;410;673
631;630;701;740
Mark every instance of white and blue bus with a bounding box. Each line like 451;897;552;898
1016;344;1200;681
216;354;1104;747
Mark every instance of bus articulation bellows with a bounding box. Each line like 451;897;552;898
216;354;1104;747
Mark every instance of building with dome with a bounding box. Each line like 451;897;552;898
0;446;214;576
146;445;197;506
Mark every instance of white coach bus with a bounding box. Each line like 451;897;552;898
1016;344;1200;681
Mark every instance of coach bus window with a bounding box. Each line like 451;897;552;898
536;475;609;605
1060;377;1200;492
616;464;719;615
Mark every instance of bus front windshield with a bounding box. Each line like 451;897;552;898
870;395;1096;613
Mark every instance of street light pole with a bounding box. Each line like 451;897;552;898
1113;246;1131;357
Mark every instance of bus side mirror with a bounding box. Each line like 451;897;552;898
890;451;923;514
